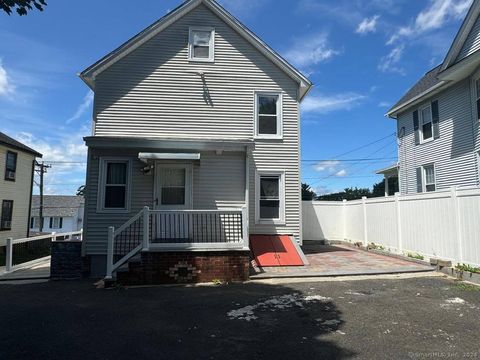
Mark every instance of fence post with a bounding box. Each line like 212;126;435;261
451;186;463;263
362;196;368;246
395;192;403;253
51;232;57;242
242;206;249;249
80;229;83;241
142;206;150;251
5;238;13;273
106;226;115;279
342;199;347;241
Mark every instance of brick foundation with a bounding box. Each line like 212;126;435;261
50;241;83;280
117;251;250;285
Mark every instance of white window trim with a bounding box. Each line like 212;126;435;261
51;217;62;229
422;163;436;192
154;163;193;210
475;78;480;122
420;104;434;144
97;157;132;213
188;26;215;62
254;91;283;140
255;170;285;225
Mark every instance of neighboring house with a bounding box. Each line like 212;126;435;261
30;195;84;234
78;0;312;280
387;0;480;195
376;164;399;197
0;132;42;245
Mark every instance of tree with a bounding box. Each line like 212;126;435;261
302;183;316;200
1;0;46;16
316;187;371;201
76;185;85;197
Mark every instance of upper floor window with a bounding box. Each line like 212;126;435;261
98;159;131;212
1;200;13;230
255;92;282;139
188;27;215;62
30;216;41;229
5;151;17;181
421;105;433;142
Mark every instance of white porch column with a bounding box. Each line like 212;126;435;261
385;175;390;197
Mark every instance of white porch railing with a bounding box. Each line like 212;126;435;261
106;206;249;279
4;230;83;273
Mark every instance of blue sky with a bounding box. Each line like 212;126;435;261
0;0;473;195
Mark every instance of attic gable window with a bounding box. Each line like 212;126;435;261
188;27;215;62
255;92;283;139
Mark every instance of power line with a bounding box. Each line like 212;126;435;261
324;132;396;160
43;161;87;164
302;158;397;163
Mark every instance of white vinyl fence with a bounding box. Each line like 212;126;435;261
302;186;480;267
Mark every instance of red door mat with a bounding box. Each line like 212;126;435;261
250;235;305;267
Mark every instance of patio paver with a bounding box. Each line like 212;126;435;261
251;242;435;278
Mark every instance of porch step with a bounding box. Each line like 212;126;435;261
116;254;143;274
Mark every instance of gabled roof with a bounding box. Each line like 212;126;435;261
387;0;480;118
31;195;84;217
79;0;312;101
0;132;42;157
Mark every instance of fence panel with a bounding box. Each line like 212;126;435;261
302;186;480;266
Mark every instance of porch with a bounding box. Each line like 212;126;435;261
106;206;249;280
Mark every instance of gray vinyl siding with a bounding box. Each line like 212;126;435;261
397;79;478;194
86;2;302;251
84;148;246;254
457;14;480;62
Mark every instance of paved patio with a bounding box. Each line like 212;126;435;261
251;242;435;278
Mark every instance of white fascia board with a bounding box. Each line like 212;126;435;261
386;81;447;119
138;152;201;161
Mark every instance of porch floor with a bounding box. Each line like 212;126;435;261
250;241;435;279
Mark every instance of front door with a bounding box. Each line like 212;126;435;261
154;163;193;240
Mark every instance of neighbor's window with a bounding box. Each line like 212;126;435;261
100;160;130;211
189;27;215;61
423;164;436;192
160;168;186;206
257;173;284;221
421;105;433;142
255;93;282;138
49;217;63;229
476;80;480;121
30;216;41;229
1;200;13;230
5;151;17;181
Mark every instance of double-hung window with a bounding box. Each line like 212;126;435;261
423;164;436;192
50;217;63;229
1;200;13;230
5;151;17;181
188;27;215;62
255;92;282;138
421;105;433;142
30;217;41;229
256;172;284;223
99;159;130;212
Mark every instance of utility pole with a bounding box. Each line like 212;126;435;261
35;161;51;233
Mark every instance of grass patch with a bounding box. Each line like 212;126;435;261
406;252;424;260
368;243;386;251
455;263;480;274
455;282;480;291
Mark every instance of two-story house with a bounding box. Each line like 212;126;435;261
30;195;84;235
387;0;480;195
79;0;312;282
0;132;42;245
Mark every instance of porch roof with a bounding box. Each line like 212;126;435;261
84;136;254;152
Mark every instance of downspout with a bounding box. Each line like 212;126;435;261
244;148;250;239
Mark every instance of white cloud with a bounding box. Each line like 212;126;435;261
378;45;406;75
378;101;391;108
314;160;340;172
284;33;340;70
66;90;94;124
335;169;348;177
302;92;366;114
219;0;269;17
0;62;14;96
356;15;380;34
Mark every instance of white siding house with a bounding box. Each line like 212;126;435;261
79;0;312;278
30;195;84;234
388;0;480;195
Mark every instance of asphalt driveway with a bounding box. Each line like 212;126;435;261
0;274;478;359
